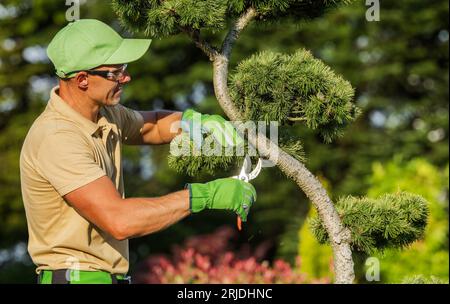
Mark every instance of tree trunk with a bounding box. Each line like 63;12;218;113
212;55;354;283
210;8;355;284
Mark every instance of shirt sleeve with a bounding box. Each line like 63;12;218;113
115;104;144;145
36;131;106;197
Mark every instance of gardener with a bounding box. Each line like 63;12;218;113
19;19;256;284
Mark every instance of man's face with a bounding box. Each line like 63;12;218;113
85;64;131;106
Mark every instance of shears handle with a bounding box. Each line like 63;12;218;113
233;175;247;231
237;216;242;231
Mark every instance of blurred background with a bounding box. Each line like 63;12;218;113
0;0;448;283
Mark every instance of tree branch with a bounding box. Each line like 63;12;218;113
221;7;258;58
212;7;355;284
179;26;219;61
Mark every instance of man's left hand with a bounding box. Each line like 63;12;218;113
181;109;244;148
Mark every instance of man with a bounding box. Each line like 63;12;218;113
20;19;256;284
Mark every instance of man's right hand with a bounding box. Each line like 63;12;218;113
185;178;256;222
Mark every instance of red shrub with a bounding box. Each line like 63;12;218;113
133;226;331;284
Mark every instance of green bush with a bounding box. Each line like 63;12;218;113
366;158;449;283
298;207;334;281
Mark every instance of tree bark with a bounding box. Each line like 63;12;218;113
187;8;355;283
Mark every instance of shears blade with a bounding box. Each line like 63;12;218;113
234;155;262;231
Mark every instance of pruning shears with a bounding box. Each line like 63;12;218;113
232;155;262;231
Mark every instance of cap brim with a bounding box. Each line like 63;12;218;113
104;38;152;65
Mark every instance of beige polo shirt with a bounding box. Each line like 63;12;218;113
20;86;144;275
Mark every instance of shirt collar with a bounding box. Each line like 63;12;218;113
48;86;108;136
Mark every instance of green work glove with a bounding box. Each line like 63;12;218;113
181;109;244;148
185;177;256;222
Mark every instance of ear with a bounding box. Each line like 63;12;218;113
75;72;89;89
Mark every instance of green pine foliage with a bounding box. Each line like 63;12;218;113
168;124;306;176
168;152;235;176
112;0;229;37
167;132;239;176
274;127;307;162
229;49;359;142
246;0;354;20
112;0;354;37
310;192;429;254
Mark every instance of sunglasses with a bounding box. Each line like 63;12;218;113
85;64;128;82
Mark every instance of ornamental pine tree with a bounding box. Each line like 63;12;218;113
112;0;429;283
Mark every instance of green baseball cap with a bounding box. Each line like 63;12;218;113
47;19;152;78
